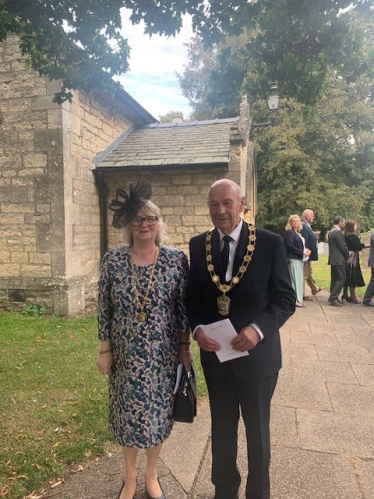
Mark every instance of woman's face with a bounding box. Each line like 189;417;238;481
130;208;159;244
291;217;300;230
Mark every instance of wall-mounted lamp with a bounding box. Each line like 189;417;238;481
250;83;280;138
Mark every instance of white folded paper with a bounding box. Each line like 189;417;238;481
201;319;249;363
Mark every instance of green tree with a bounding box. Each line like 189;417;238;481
179;0;374;115
178;2;374;233
255;79;374;236
0;0;241;103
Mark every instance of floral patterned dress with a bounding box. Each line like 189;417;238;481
98;245;190;448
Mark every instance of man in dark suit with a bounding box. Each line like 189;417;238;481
187;179;295;499
327;216;349;307
301;209;322;300
363;230;374;307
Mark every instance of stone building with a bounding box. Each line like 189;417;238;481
0;35;256;316
0;35;155;315
94;98;256;257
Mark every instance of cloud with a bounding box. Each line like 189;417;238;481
117;11;194;120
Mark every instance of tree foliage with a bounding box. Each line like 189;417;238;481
178;1;374;234
0;0;238;102
255;78;374;236
179;0;374;114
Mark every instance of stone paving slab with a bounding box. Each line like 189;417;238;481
327;382;374;414
270;447;363;499
350;363;374;386
292;358;359;384
274;376;332;411
316;344;374;363
297;409;374;459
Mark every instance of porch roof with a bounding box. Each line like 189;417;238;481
94;117;240;170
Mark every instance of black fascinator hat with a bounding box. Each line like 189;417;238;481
109;180;152;229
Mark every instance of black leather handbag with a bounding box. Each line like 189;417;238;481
173;365;197;423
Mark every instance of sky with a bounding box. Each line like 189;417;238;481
116;13;194;121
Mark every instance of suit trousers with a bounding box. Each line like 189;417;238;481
205;364;278;499
329;265;346;300
303;261;318;295
363;268;374;303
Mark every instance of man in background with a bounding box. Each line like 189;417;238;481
363;230;374;307
328;216;349;307
301;209;322;301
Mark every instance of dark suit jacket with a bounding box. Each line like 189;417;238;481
368;232;374;268
284;229;304;260
187;223;296;380
301;221;318;261
328;227;349;266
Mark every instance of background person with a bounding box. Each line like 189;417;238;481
187;179;295;499
284;214;311;308
97;181;191;499
327;216;349;307
363;230;374;307
342;219;368;303
301;209;322;300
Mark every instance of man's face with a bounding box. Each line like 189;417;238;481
305;210;315;224
339;219;345;229
208;183;245;235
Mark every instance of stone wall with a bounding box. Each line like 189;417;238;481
106;112;255;255
0;35;132;315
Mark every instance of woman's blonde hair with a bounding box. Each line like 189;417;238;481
285;214;302;232
122;200;167;246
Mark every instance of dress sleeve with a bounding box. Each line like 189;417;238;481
175;251;191;334
350;234;365;251
98;252;113;341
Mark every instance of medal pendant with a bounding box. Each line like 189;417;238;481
217;294;231;316
137;311;147;322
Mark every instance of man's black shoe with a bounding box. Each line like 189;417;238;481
363;301;374;307
330;299;343;307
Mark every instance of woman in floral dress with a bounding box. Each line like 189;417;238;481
97;181;191;499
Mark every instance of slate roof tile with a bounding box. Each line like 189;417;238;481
94;117;240;169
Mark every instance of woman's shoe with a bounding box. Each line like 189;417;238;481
351;297;361;304
341;295;352;302
146;479;166;499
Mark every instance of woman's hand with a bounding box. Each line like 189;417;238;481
97;351;113;375
178;349;193;370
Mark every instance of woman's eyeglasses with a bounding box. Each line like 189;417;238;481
131;216;159;227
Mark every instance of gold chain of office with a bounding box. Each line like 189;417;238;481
129;246;159;322
205;223;256;315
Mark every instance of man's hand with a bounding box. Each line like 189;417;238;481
195;327;221;352
231;325;260;352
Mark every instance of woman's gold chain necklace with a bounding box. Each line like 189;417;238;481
129;246;159;322
205;223;256;315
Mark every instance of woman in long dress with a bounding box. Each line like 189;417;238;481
284;214;311;308
97;181;191;499
342;219;369;303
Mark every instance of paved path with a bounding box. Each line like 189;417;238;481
57;290;374;499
